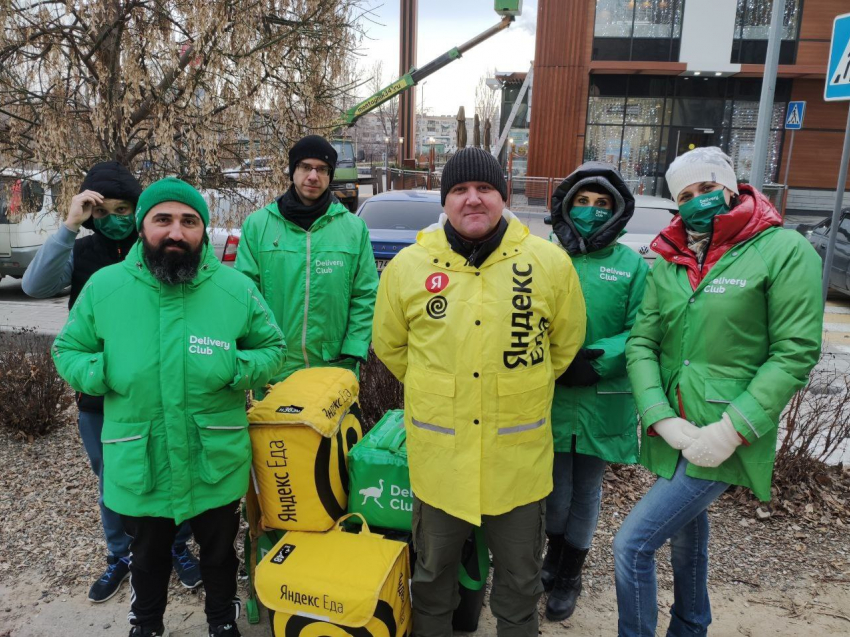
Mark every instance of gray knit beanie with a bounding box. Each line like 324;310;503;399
440;147;508;206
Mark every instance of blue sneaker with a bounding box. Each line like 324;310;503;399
88;555;130;603
171;545;202;589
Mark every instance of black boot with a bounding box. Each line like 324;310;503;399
545;543;589;621
541;533;565;593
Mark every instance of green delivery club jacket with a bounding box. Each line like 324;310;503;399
236;199;378;383
552;242;648;464
52;243;286;523
627;225;823;500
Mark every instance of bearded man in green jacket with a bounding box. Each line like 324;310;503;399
53;178;286;637
236;135;378;383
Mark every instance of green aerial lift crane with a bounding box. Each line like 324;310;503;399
329;0;523;211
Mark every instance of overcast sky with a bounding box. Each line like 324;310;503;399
355;0;537;117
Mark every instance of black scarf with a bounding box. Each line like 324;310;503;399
444;217;508;268
277;185;332;230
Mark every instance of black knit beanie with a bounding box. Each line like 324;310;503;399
79;161;143;203
288;135;338;181
440;147;507;206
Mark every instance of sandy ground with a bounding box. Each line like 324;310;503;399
2;573;849;636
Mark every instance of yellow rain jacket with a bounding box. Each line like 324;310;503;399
373;212;586;524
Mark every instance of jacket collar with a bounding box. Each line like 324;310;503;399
417;209;529;271
124;240;220;289
263;195;348;232
652;184;781;288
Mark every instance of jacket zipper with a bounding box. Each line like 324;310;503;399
302;230;311;368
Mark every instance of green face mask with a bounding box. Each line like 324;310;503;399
93;213;136;240
569;206;613;239
678;189;730;233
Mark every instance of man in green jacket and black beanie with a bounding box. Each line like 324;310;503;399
53;178;286;637
236;135;378;384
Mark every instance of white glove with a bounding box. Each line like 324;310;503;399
651;417;702;450
682;413;742;468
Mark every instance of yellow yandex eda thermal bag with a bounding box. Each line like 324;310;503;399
255;513;411;637
248;367;363;532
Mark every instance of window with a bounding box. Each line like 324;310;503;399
584;75;790;196
592;0;684;62
731;0;802;64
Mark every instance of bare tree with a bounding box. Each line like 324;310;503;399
0;0;365;217
475;68;500;143
366;60;398;158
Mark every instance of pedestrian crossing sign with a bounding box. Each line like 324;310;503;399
825;12;850;101
785;101;805;130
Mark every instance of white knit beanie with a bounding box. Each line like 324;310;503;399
665;147;739;202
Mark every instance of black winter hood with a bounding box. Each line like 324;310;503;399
78;161;142;234
550;161;634;256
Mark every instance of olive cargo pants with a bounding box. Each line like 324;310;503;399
411;497;546;637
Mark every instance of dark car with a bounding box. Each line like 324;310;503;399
799;208;850;297
357;190;442;274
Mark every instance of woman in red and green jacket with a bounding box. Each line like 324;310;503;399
614;147;823;637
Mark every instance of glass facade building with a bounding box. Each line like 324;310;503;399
584;76;790;196
582;0;802;197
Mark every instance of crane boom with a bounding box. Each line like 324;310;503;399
339;15;515;127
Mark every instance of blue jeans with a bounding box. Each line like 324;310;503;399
545;449;607;550
78;411;192;558
613;457;729;637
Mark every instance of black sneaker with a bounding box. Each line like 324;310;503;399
88;555;130;603
171;545;202;589
208;623;240;637
128;625;168;637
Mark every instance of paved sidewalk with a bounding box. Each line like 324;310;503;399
0;276;68;336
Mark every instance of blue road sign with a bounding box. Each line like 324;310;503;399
826;12;850;101
785;101;806;130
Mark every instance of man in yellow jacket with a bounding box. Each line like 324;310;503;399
373;147;586;637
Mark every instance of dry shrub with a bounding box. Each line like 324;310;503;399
775;357;850;484
358;349;403;432
0;328;73;440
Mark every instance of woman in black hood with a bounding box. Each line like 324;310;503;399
542;161;649;622
23;161;201;602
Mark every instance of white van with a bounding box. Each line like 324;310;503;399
0;170;60;280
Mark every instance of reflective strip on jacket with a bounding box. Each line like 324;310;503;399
626;190;823;500
52;242;286;523
552;242;647;464
236;199;379;382
373;212;586;525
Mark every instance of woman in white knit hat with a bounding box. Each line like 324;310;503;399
612;146;823;637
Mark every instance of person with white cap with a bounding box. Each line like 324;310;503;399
613;147;823;636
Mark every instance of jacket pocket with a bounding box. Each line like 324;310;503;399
596;376;633;395
101;420;154;495
322;340;342;363
703;378;750;404
497;366;551;446
405;367;456;449
193;408;251;484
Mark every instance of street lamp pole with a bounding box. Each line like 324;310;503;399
384;136;390;173
397;137;404;168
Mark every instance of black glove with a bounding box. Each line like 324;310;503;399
556;348;604;387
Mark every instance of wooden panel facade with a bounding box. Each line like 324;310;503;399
398;0;417;162
526;0;595;178
778;80;850;189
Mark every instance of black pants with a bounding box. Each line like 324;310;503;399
121;499;241;628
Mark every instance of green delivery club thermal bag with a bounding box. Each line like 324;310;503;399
348;410;412;531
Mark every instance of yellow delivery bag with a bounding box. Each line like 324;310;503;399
248;367;363;532
255;513;411;637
